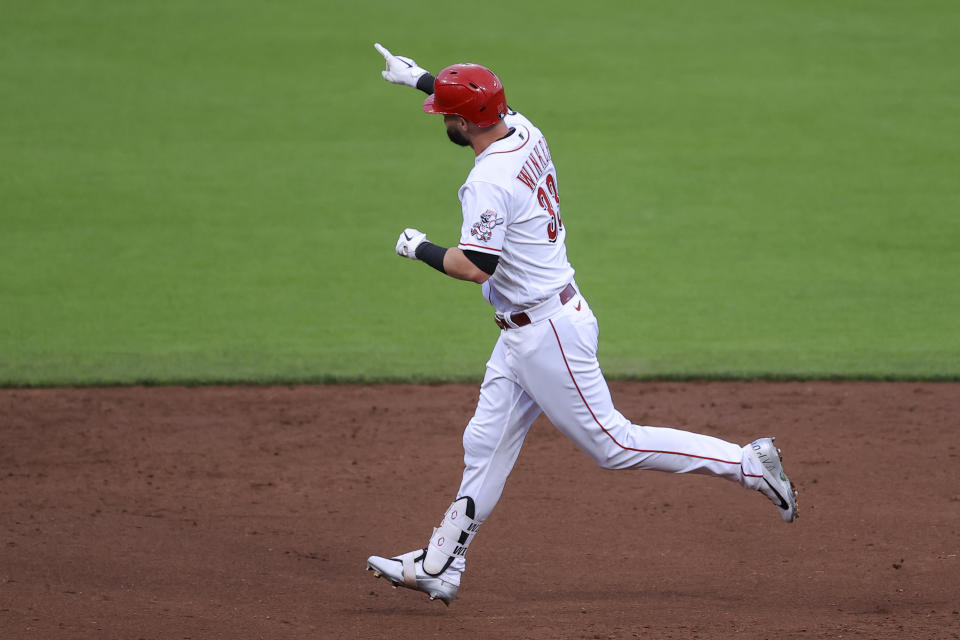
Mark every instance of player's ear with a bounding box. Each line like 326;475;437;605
464;117;484;136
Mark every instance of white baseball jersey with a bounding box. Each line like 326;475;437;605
456;111;576;314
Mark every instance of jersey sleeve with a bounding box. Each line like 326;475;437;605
458;181;509;256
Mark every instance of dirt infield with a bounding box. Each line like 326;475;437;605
1;382;958;639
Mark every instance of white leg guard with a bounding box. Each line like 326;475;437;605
423;497;481;576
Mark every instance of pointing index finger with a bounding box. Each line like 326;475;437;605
374;42;392;60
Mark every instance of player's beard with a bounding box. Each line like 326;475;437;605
446;126;471;147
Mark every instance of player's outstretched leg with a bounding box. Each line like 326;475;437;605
744;437;799;522
366;496;480;605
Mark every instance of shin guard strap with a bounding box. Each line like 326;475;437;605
400;550;419;587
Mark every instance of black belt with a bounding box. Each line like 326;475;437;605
495;283;577;330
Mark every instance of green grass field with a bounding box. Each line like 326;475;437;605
1;1;958;385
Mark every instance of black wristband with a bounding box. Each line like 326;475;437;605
415;241;447;273
416;73;436;95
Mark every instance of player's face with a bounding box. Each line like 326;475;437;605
444;115;470;147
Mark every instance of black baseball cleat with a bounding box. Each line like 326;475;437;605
366;549;459;605
748;437;799;522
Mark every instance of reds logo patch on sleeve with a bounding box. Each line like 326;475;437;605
470;210;504;243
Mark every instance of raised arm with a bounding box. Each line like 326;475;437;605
378;45;499;284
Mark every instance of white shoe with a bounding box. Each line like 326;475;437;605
748;437;799;522
366;549;459;605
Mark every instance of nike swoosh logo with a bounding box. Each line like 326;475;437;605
404;232;412;240
575;302;582;311
764;479;790;510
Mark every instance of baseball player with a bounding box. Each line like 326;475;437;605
367;43;798;606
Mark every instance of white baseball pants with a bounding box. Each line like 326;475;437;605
448;289;764;573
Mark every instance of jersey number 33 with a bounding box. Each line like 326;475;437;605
537;173;563;242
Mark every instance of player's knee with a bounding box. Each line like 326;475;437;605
594;457;618;470
596;456;633;470
591;450;630;470
583;443;633;470
462;421;492;460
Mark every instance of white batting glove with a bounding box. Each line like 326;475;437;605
396;228;427;260
374;43;429;88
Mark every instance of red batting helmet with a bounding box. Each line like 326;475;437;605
422;63;507;128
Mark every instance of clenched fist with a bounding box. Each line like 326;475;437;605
396;228;427;259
